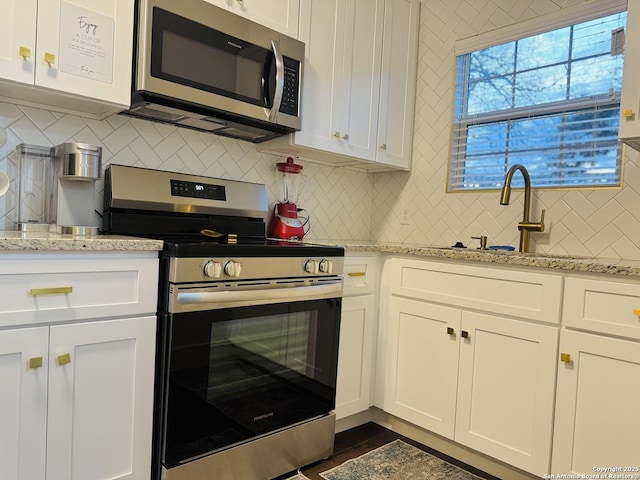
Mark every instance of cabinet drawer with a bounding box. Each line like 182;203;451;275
563;277;640;340
0;253;158;327
343;256;377;296
389;258;563;323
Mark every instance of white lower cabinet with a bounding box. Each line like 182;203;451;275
552;330;640;475
382;257;562;477
384;297;558;477
335;295;376;419
454;311;558;476
335;254;378;420
551;275;640;475
0;251;158;480
384;298;459;435
0;316;156;480
0;326;48;480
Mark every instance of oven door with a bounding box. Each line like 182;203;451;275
160;296;341;468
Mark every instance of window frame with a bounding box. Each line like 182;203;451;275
447;0;627;193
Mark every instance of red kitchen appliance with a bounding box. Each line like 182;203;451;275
269;157;306;240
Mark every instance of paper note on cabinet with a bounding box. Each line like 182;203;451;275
58;2;115;84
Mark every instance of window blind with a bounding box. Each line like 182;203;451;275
448;8;626;191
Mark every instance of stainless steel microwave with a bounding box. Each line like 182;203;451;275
123;0;304;143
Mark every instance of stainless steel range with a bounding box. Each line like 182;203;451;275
102;165;344;480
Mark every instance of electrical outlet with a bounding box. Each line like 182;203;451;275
399;207;411;225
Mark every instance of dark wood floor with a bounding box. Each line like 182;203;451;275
276;422;501;480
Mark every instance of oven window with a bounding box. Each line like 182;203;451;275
164;299;340;467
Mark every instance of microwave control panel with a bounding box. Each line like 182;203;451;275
279;57;300;117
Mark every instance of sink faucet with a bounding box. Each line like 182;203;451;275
499;164;545;253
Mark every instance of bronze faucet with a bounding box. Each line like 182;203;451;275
499;164;545;253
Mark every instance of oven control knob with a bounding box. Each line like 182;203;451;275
304;259;319;274
203;260;222;278
224;260;242;277
319;259;333;274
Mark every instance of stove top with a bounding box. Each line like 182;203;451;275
157;235;343;258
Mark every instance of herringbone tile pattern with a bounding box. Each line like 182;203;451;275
0;102;373;241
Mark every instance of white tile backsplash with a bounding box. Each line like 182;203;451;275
0;103;373;242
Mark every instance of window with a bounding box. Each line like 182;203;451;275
448;4;627;191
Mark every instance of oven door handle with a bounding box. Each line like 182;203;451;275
176;282;342;306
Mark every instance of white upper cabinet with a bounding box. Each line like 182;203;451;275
0;0;37;85
376;0;420;169
619;0;640;149
0;0;134;119
259;0;420;172
204;0;300;38
298;0;384;162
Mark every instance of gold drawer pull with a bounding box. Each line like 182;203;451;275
44;52;55;65
28;357;43;369
633;309;640;316
29;286;73;296
560;353;572;363
347;271;366;277
57;353;71;366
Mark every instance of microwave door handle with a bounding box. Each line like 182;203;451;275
268;39;285;122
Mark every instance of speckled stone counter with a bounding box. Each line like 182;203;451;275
0;231;163;252
340;242;640;278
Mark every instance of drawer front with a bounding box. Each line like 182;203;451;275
343;256;377;296
389;258;563;323
563;276;640;340
0;253;159;327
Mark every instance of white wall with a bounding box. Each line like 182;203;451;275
372;0;640;260
0;102;374;242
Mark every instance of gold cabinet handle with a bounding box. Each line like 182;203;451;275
347;271;366;277
28;357;43;369
44;52;55;65
633;309;640;316
57;353;71;366
622;108;634;118
29;286;72;296
380;144;387;150
560;353;572;363
19;46;31;59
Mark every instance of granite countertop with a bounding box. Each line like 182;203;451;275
340;242;640;278
0;231;163;252
3;231;640;278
